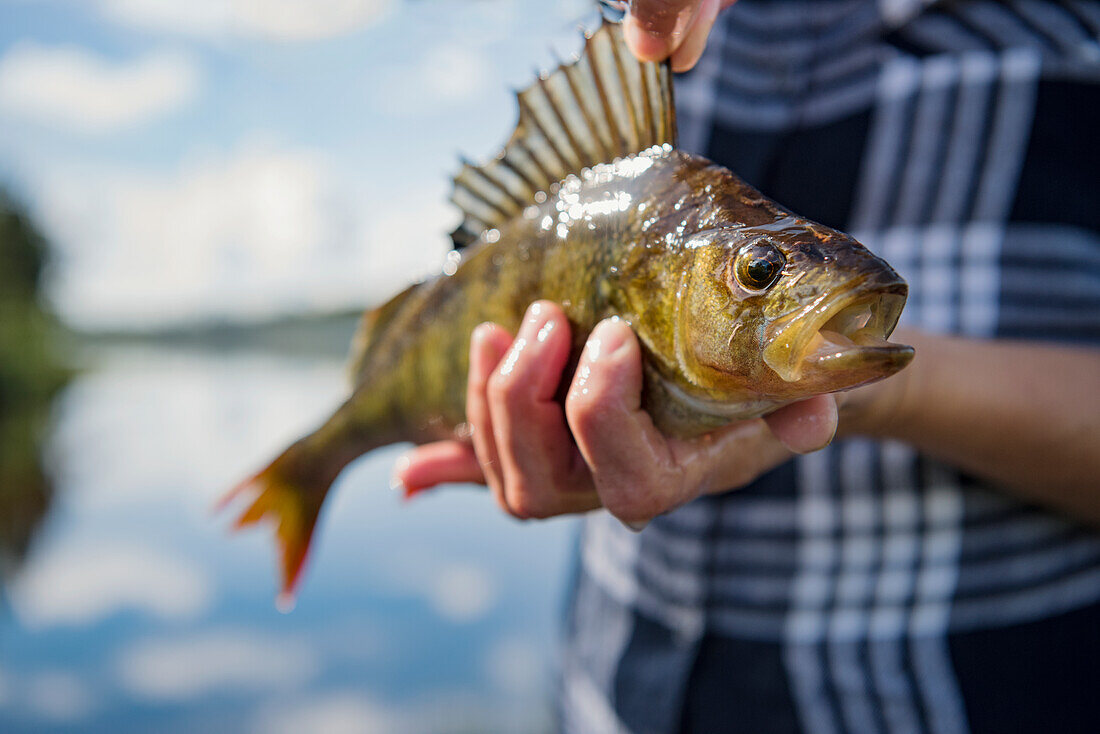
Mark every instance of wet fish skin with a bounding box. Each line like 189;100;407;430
339;146;908;446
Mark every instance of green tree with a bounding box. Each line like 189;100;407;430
0;191;69;569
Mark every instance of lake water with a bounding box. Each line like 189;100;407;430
0;345;578;733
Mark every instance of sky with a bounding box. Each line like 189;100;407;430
0;0;593;329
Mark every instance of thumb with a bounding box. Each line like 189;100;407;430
763;395;838;454
624;0;705;62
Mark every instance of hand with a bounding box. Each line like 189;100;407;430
624;0;739;72
391;301;838;529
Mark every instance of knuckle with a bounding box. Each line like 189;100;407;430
487;371;528;413
466;394;489;429
490;486;509;513
565;392;606;434
505;503;531;521
506;500;537;520
485;371;513;404
601;484;665;524
505;481;556;520
506;497;537;520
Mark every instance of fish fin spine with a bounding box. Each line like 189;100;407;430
450;19;676;248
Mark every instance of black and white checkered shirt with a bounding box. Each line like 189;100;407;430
559;2;1100;732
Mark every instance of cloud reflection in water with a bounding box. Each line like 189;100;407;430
0;348;576;733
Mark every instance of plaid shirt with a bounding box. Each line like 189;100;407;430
559;2;1100;733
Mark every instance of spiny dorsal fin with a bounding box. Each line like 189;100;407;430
451;19;676;247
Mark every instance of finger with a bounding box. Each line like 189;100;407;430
668;418;791;494
669;0;720;72
624;0;702;62
393;442;485;500
763;394;838;454
566;318;682;525
488;302;600;518
467;322;513;511
663;391;831;497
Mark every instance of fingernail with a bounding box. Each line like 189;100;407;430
589;318;629;359
536;319;555;343
804;398;839;453
389;454;410;491
780;397;839;454
525;302;544;323
670;0;719;72
623;16;669;61
623;520;649;533
471;322;493;346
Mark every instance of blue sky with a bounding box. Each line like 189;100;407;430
0;0;592;328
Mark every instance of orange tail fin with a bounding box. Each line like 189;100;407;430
217;441;329;611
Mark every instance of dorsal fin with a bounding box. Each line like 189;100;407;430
450;19;676;247
346;282;420;384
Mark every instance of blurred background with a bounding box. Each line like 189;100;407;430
0;0;596;731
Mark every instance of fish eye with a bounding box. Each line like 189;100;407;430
733;241;785;293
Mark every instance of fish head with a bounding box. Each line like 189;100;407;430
676;216;913;407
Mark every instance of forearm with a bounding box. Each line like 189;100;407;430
841;329;1100;522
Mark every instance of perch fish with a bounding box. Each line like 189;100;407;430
220;19;914;606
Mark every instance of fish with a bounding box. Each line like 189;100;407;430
219;16;914;607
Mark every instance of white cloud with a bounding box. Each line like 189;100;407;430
427;563;498;623
100;0;393;41
23;672;96;723
9;544;211;628
118;629;318;701
0;43;199;134
31;142;451;329
485;636;543;695
253;692;396;734
374;45;493;117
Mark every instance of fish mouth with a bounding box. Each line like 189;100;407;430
762;283;913;384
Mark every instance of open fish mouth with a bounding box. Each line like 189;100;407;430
763;283;913;383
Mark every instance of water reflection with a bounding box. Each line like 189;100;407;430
1;345;576;733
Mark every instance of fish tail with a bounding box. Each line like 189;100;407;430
218;409;376;610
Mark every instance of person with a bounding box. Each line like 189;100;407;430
394;0;1100;731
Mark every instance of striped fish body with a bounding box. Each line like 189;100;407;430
222;19;914;605
346;147;769;444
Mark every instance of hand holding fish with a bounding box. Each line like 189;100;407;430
395;301;838;527
623;0;738;71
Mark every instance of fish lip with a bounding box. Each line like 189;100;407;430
762;282;911;383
